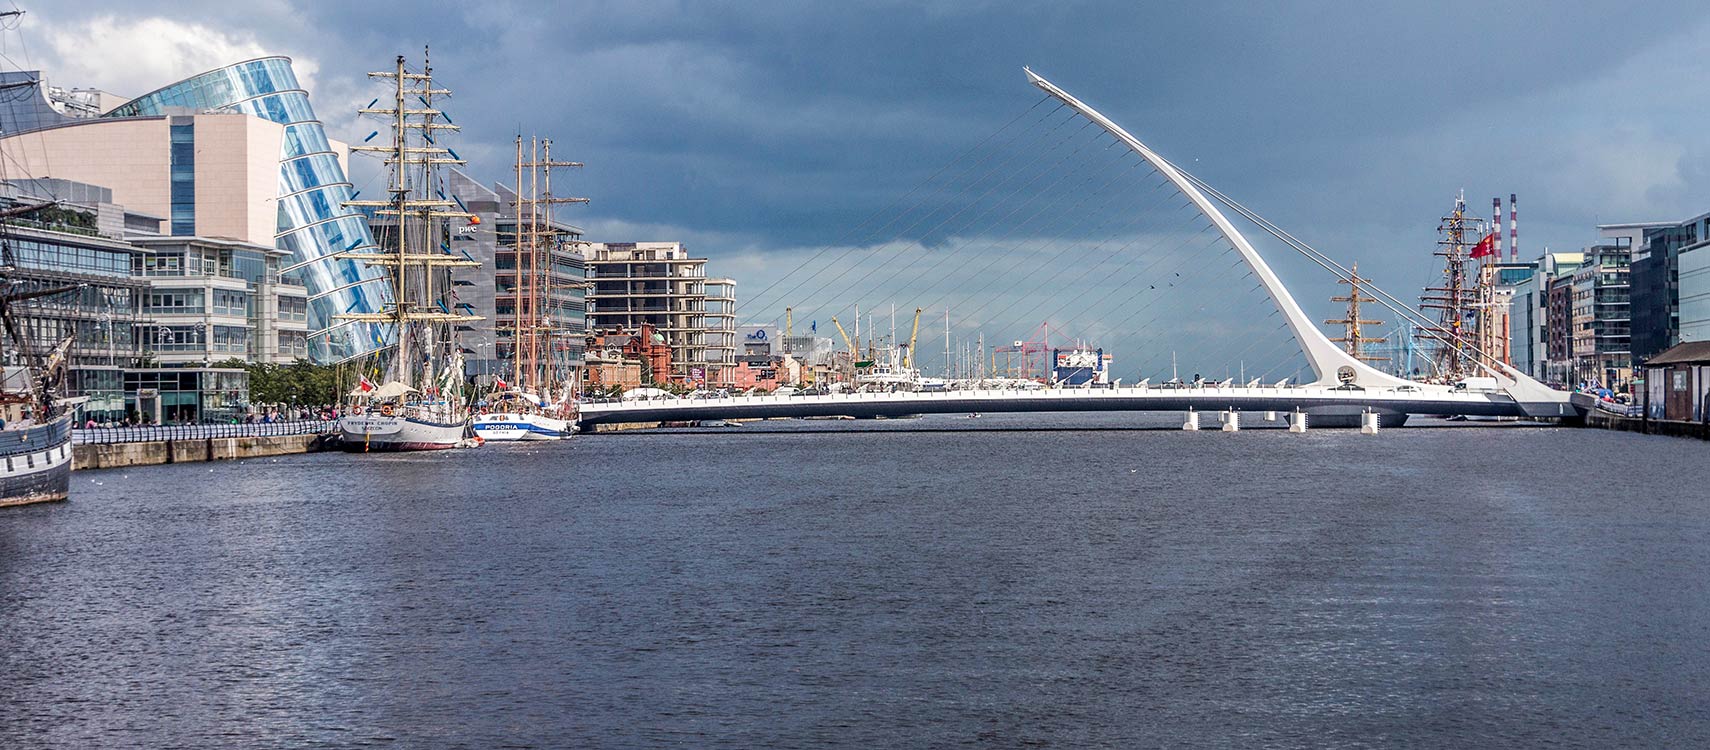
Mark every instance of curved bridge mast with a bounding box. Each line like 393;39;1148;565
1024;67;1412;388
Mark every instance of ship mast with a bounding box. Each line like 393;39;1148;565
509;135;585;399
1417;193;1485;381
1326;262;1387;363
338;51;482;395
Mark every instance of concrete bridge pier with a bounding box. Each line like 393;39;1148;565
1221;410;1240;432
1288;410;1308;433
1183;409;1199;431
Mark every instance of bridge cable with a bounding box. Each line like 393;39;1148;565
746;97;1062;315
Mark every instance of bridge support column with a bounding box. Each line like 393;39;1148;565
1287;410;1307;433
1182;409;1199;431
1221;410;1239;432
1360;411;1380;435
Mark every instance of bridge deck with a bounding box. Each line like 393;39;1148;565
579;385;1545;427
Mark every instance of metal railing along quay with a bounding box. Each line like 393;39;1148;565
73;421;338;445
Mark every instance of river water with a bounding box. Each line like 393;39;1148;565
3;414;1708;748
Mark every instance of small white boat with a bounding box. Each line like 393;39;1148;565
473;411;575;441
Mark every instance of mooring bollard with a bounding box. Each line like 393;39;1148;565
1222;410;1239;432
1360;411;1380;435
1264;410;1277;422
1183;408;1200;431
1287;410;1307;433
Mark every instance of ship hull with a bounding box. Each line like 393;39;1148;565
472;412;575;441
0;417;73;508
338;414;468;452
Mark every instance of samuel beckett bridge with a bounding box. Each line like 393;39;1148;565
581;69;1577;431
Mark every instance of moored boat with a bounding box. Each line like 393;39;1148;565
472;410;574;441
333;51;484;453
0;412;72;507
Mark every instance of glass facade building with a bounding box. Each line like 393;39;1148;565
106;57;391;363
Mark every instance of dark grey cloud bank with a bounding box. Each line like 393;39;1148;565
34;1;1710;338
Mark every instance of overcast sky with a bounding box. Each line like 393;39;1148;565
20;1;1710;366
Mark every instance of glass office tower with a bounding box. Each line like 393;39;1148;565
107;57;392;362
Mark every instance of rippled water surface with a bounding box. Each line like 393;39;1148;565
4;414;1709;748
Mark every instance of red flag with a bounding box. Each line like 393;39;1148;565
358;376;376;392
495;377;509;390
1470;232;1496;259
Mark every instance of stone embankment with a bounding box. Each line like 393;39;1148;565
1586;410;1710;440
74;433;336;470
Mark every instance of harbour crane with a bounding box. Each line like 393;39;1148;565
905;307;922;369
831;316;855;355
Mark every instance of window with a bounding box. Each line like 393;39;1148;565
143;290;205;314
169;123;195;235
277;296;308;322
146;325;206;351
212;289;250;316
212;325;250;353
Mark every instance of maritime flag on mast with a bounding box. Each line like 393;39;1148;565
1470;232;1497;259
358;375;376;393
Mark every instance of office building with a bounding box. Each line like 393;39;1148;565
0;58;392;362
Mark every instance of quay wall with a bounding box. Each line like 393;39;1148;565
75;433;330;470
1587;411;1710;440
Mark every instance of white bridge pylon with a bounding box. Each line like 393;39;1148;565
1023;67;1413;390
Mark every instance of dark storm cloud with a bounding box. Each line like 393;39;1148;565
31;0;1710;327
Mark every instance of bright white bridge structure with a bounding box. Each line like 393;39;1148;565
586;69;1580;430
579;383;1579;430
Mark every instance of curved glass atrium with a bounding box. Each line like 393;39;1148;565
108;57;392;363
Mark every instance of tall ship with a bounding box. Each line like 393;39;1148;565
1416;193;1489;382
337;50;484;451
473;136;588;441
0;201;79;506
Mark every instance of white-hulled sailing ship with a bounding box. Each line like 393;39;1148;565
473;136;588;441
337;50;484;451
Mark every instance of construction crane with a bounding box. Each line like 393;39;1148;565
904;307;922;368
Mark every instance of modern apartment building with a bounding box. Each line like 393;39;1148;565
1;182;144;421
1569;242;1632;388
1681;244;1710;344
128;235;310;366
704;277;738;387
585;242;712;384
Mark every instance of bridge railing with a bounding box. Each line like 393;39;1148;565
73;421;339;445
580;382;1485;412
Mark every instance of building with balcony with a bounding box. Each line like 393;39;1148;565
129;235;309;367
585;242;711;383
0;58;391;362
1569;242;1632;388
704;277;737;387
0;181;145;421
1682;244;1710;345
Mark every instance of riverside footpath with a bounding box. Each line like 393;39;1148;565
72;423;338;469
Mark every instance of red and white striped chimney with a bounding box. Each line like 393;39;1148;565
1509;193;1519;261
1493;197;1503;257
